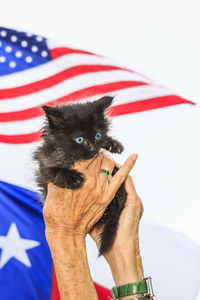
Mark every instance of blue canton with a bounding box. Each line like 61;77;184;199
0;26;52;76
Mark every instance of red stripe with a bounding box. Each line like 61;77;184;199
0;65;133;100
51;264;111;300
0;95;194;144
0;81;146;122
50;47;99;59
0;106;43;122
109;95;194;116
0;131;42;144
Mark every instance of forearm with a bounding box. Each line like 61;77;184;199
135;235;144;279
46;231;98;300
107;238;144;300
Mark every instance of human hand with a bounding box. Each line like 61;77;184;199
43;151;137;239
90;171;143;251
89;157;144;285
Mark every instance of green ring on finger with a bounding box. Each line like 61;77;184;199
100;169;110;176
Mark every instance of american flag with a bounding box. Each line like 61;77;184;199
0;26;194;145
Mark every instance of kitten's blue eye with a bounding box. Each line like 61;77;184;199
95;133;102;140
75;137;84;144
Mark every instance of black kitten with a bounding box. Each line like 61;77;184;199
33;96;127;255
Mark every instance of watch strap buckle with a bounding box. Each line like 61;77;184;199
111;286;118;300
143;277;155;298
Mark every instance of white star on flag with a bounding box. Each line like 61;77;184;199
0;223;40;269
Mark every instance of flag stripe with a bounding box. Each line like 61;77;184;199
0;65;132;100
0;106;43;122
109;95;194;116
0;89;188;134
50;47;98;59
0;95;194;144
0;131;42;144
0;77;148;112
0;116;44;135
0;53;141;89
0;81;148;122
0;82;191;123
0;84;190;122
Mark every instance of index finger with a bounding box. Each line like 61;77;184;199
107;154;138;200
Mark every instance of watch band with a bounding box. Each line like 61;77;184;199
111;277;155;300
111;281;147;300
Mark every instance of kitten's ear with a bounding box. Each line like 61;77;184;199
94;96;114;112
42;105;64;127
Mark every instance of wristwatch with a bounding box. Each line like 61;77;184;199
111;277;155;300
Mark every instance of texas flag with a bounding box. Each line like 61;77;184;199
0;26;200;300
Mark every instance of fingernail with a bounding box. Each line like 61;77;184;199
130;154;138;160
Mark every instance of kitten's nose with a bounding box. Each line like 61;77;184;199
89;144;96;152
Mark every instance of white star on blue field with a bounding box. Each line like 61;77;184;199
0;223;40;269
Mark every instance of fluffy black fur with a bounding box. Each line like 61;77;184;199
33;96;127;255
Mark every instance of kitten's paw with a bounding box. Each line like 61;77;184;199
109;142;124;154
67;171;84;189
